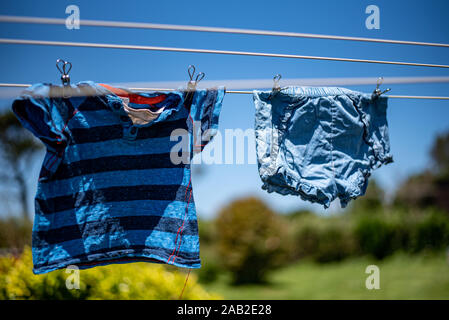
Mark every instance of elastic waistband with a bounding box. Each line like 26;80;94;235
279;86;357;98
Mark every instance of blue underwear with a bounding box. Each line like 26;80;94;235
253;86;393;208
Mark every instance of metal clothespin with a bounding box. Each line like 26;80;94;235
56;59;72;98
269;74;282;99
184;65;205;112
272;74;282;92
187;65;205;91
372;77;391;100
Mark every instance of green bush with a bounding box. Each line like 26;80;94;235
286;207;449;263
196;260;221;284
291;217;356;263
353;210;449;260
215;197;289;284
412;212;449;252
313;227;355;263
0;247;220;300
354;218;398;259
291;225;321;260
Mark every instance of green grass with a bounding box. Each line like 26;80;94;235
201;252;449;299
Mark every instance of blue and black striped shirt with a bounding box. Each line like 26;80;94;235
12;81;224;274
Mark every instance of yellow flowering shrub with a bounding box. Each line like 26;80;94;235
0;247;220;300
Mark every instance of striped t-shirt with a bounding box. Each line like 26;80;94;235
12;81;224;274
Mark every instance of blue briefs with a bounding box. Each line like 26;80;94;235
253;86;393;208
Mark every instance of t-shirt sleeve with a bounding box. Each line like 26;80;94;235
188;86;225;153
12;84;71;152
12;84;72;178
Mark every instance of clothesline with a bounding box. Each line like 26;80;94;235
1;15;448;48
2;75;449;89
1;81;448;100
1;15;448;99
1;38;449;69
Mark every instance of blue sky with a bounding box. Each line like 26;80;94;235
0;0;448;218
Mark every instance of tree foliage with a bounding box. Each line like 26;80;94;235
0;111;43;220
431;131;449;177
215;197;289;284
394;131;449;213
